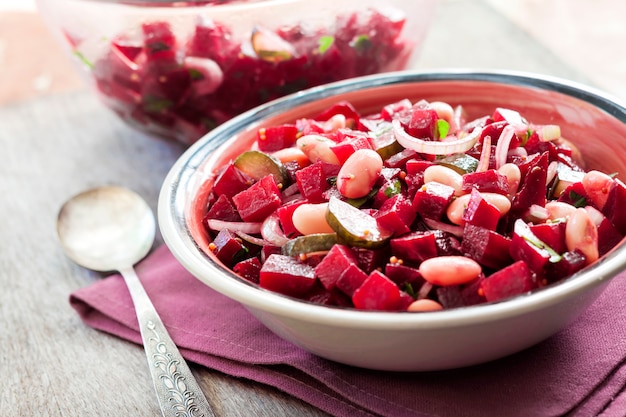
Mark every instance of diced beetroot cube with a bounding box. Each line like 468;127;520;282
232;175;282;222
141;21;177;62
405;106;438;140
524;131;553;156
141;66;192;107
302;281;353;307
296;118;326;135
261;245;282;263
314;244;358;290
204;194;241;222
256;124;299;152
513;151;542;180
509;219;555;274
436;285;464;309
436;280;486;309
596;215;624;256
335;263;369;297
295;161;330;203
352;270;405;311
390;231;439;264
544;250;586;284
412;182;455;220
233;256;262;284
492;107;525;126
602;179;626;235
461;277;488;306
511;152;548;215
212;163;253;199
186;21;237;65
374;194;416;236
351;246;390;273
259;254;317;297
461;224;513;270
380;98;412;121
434;230;463;256
211;229;247;266
528;221;567;254
557;181;589;206
372;177;403;208
276;199;305;238
314;100;361;126
110;38;143;71
330;134;373;164
405;159;434;176
384;148;419;169
480;260;537;302
462;169;509;195
480;120;507;145
462;188;501;230
384;262;425;287
398;292;415;310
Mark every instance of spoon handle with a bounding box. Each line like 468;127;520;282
119;266;216;417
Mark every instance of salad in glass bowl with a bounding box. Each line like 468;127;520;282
37;0;436;144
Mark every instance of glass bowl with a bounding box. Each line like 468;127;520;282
36;0;437;144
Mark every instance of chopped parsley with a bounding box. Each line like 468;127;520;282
523;235;562;263
437;119;450;140
318;35;335;54
351;34;372;54
73;50;94;69
569;190;587;208
384;179;402;198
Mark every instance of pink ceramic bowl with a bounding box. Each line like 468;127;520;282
159;70;626;371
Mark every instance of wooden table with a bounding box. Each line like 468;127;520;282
1;1;624;416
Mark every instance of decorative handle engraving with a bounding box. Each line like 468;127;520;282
120;266;216;417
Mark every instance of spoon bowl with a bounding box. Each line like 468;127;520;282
57;186;215;417
57;186;155;271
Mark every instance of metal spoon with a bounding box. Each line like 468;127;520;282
57;185;215;417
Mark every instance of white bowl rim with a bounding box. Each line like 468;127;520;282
159;68;626;330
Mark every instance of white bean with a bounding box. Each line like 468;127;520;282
407;299;443;312
497;163;521;196
292;203;334;235
446;192;511;226
565;207;599;265
296;134;340;165
582;170;614;210
423;165;464;196
419;256;482;286
544;201;577;221
429;101;454;123
336;149;383;199
323;114;347;132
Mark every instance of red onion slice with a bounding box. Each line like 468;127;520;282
261;213;290;246
205;219;262;234
494;124;516;169
476;135;492;173
392;119;481;155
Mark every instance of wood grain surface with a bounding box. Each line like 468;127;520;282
0;0;619;416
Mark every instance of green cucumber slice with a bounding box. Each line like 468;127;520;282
436;153;479;174
234;150;289;187
325;196;392;249
282;233;338;257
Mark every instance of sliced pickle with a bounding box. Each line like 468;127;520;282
325;196;392;249
282;233;338;257
436;153;479;174
234;150;289;187
550;162;585;198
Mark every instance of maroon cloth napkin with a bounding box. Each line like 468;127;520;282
70;244;626;417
